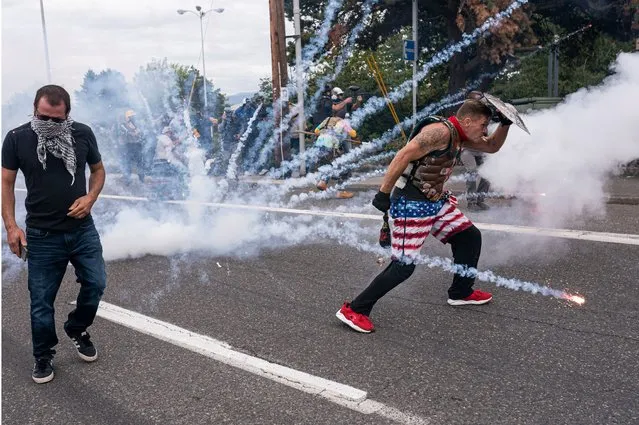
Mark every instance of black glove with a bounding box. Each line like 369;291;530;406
372;190;391;213
495;110;512;126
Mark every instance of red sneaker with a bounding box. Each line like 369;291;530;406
447;289;493;306
336;302;374;333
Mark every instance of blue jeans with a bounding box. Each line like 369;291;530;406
26;221;107;359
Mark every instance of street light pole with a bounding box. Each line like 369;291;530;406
198;8;208;109
177;5;225;110
39;0;52;82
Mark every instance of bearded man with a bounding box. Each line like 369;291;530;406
2;85;107;383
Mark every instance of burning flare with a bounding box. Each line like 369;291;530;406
563;293;586;305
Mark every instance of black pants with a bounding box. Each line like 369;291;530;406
350;225;482;316
122;143;145;182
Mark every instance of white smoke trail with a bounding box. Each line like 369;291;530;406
302;0;346;65
226;104;263;180
244;109;275;172
351;0;529;128
306;0;380;118
449;172;479;183
324;221;581;302
286;154;392;206
256;98;289;169
253;0;350;172
94;185;583;305
270;73;490;183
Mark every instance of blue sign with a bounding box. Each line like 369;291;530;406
403;39;415;61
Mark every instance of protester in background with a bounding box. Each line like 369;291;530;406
119;109;146;184
313;116;358;199
461;148;492;211
312;85;334;127
153;127;188;175
331;87;362;119
1;85;107;383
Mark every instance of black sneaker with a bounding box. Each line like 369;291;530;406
32;358;54;384
67;331;98;362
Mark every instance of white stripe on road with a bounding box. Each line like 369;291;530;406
91;301;430;425
16;188;639;245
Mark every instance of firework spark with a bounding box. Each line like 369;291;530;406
563;293;586;305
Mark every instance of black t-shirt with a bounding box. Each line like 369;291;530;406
312;96;333;126
2;121;102;232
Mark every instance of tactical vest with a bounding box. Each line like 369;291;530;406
395;116;462;201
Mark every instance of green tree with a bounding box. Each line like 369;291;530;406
490;21;634;99
284;0;536;93
170;63;226;118
284;0;635;96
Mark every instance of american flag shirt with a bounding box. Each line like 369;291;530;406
389;193;473;261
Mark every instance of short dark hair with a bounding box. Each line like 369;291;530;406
456;99;492;119
34;85;71;115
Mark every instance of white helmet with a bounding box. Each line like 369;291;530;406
331;87;344;96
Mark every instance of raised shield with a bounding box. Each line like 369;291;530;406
482;93;531;135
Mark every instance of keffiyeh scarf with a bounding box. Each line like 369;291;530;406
30;116;77;185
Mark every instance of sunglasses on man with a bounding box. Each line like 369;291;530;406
35;113;66;123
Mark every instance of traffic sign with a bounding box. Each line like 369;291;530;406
403;39;415;61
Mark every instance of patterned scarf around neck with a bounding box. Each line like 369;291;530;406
30;116;77;185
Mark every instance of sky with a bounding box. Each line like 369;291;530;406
1;0;292;103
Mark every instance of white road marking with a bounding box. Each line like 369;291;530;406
89;301;429;425
15;188;639;245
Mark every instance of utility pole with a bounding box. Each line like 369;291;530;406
293;0;306;175
269;0;289;165
547;35;559;97
633;0;639;51
269;0;289;100
412;0;418;117
39;0;52;83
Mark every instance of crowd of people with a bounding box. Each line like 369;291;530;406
88;85;371;202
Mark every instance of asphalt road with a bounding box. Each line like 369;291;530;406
3;189;639;425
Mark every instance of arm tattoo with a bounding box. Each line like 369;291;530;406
414;125;448;151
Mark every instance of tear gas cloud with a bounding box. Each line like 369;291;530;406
481;52;639;228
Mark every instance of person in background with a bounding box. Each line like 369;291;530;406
313;116;358;199
119;109;145;184
331;87;362;119
461;148;492;211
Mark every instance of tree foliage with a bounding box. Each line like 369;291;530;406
285;0;634;92
281;0;635;140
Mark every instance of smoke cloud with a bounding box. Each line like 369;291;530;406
481;52;639;228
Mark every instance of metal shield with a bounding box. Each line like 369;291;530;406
482;93;531;135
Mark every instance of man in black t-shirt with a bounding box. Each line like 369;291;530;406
1;85;107;384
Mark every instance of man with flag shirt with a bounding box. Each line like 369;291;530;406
336;96;513;333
